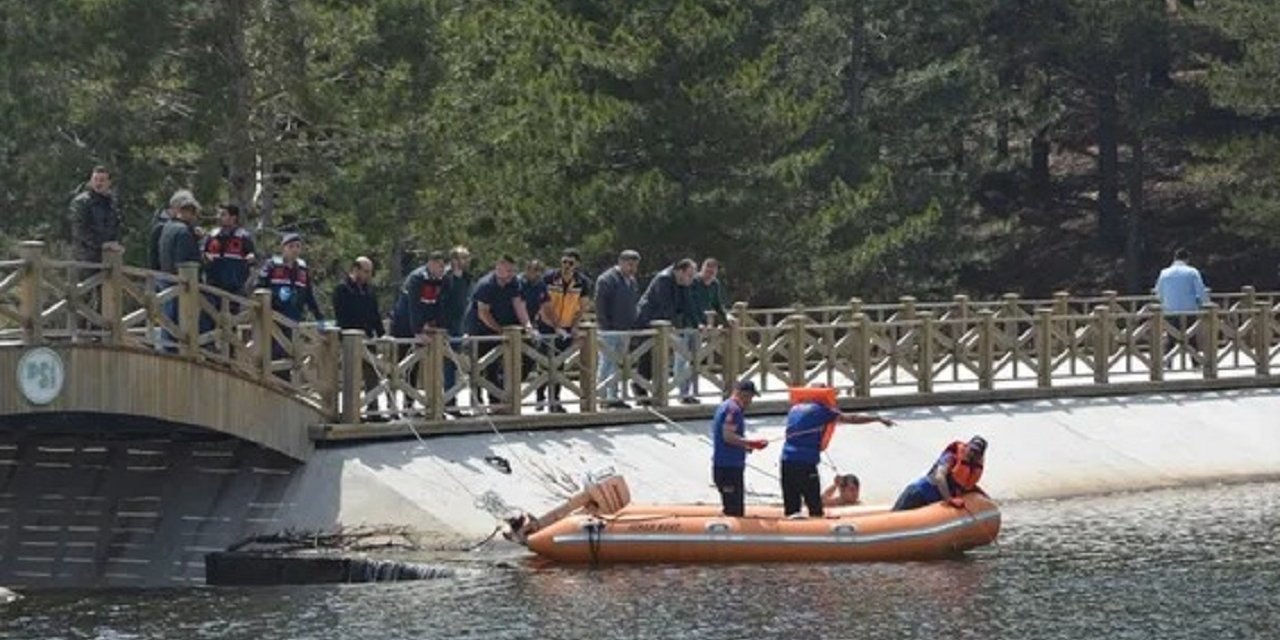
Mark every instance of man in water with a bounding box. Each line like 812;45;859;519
822;473;861;507
710;380;767;517
892;435;988;511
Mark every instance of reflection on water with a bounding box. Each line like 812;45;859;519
2;482;1277;640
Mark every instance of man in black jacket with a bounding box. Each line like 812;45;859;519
334;256;384;408
334;257;383;339
633;258;697;404
69;166;122;264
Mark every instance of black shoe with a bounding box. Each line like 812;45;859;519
605;400;631;410
680;396;701;405
549;404;567;414
636;397;653;407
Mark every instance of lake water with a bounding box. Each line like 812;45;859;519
2;481;1277;640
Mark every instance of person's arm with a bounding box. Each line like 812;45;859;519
405;272;427;334
821;483;839;506
332;284;351;328
837;411;895;427
514;295;534;330
721;410;767;451
595;276;615;328
305;285;324;321
477;302;502;333
712;281;728;323
1193;270;1209;307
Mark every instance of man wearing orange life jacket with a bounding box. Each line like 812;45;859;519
781;400;894;518
891;435;988;511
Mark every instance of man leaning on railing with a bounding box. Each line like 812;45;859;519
594;250;641;409
1154;247;1209;369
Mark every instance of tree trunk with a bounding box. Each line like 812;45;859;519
224;0;256;216
1096;76;1121;246
1125;135;1145;292
1031;127;1051;204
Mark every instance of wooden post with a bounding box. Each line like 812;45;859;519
579;323;599;414
1202;303;1219;380
731;301;749;328
847;297;863;322
787;314;808;387
1150;305;1165;382
503;326;525;415
1053;291;1070;316
1241;286;1257;311
178;262;202;358
1093;305;1111;384
898;296;917;320
851;313;872;397
722;318;742;397
253;289;275;381
952;294;970;319
1035;308;1053;388
1254;305;1271;376
652;321;672;408
426;330;445;420
18;241;46;343
317;326;341;419
340;330;364;424
917;311;934;393
977;310;995;391
1102;289;1119;312
101;244;125;345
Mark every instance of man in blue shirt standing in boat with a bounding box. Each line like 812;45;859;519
710;380;767;517
781;400;894;518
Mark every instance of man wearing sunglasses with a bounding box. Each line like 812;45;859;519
892;435;988;511
540;249;593;412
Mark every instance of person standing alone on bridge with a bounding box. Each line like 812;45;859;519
69;165;122;266
1154;248;1209;369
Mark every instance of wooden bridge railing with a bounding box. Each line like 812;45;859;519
3;240;1279;428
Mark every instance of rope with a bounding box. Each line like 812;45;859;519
645;405;779;481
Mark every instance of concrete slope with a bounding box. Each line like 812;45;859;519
273;388;1280;541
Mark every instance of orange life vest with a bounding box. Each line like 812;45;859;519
788;387;839;452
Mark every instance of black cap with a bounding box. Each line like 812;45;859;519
734;380;758;395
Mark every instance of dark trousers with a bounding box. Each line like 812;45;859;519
543;333;573;404
633;336;654;399
1162;315;1202;367
781;461;824;517
892;479;941;512
476;339;505;405
713;466;745;517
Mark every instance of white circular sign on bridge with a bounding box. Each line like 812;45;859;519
17;347;65;406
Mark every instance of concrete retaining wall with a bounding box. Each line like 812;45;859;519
272;387;1280;542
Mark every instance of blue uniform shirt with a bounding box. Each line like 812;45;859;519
1154;260;1208;314
711;398;747;468
780;402;840;465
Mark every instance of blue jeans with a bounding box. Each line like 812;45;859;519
597;333;628;400
892;478;942;511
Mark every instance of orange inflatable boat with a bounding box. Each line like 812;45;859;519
519;492;1001;565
